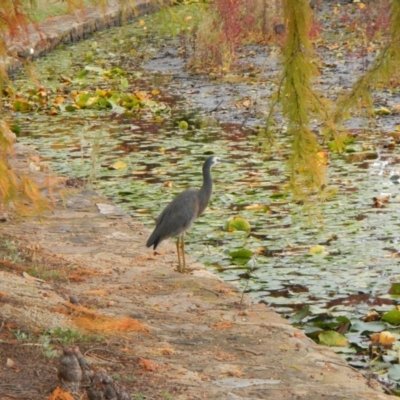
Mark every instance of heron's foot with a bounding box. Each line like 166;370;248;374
175;265;199;274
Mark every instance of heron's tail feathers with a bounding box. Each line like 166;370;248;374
146;231;160;249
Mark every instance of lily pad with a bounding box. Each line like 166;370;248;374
229;249;253;265
318;331;348;347
225;216;251;234
388;365;400;382
382;309;400;325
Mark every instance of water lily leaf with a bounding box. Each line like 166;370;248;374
179;121;189;130
97;98;112;109
330;346;357;354
76;69;88;79
348;360;369;368
109;67;126;77
382;309;400;325
85;65;104;74
309;245;326;255
350;319;387;333
120;77;129;91
108;100;126;114
75;93;98;108
388;365;400;381
225;217;251;234
111;161;127;170
345;332;369;349
13;100;31;112
96;88;108;97
229;249;253;265
289;305;310;323
64;105;78;112
10;124;21;136
243;204;269;211
374;107;391;115
318;331;348;347
389;283;400;295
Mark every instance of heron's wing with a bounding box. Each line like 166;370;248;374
155;189;200;239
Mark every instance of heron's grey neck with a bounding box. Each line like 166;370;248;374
199;163;213;209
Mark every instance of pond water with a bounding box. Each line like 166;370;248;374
7;4;400;329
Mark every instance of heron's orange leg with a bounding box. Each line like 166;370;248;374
175;234;188;273
176;236;182;271
181;232;186;272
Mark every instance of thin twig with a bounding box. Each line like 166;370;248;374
235;347;264;356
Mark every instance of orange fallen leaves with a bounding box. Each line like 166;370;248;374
138;358;159;371
68;268;100;282
85;289;108;296
47;387;74;400
213;322;233;329
61;302;148;334
370;331;395;346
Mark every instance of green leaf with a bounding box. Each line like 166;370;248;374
289;305;310;323
120;77;129;91
13;100;31;112
229;249;252;259
108;100;126;114
318;331;348;347
350;319;387;333
85;65;104;74
388;365;400;382
229;249;252;265
382;309;400;325
75;93;94;108
64;105;77;112
225;217;251;234
374;107;391;115
178;120;189;130
76;69;88;79
10;124;21;136
309;245;326;255
389;283;400;295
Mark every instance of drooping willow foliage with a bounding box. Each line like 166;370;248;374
332;0;400;125
280;0;327;202
268;0;400;203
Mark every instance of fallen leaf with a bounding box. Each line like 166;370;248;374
370;331;395;346
214;322;233;329
110;161;127;170
309;245;326;255
139;358;159;371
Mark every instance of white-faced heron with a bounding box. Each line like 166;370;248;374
146;156;226;273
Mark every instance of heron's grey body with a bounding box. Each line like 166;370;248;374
146;156;221;272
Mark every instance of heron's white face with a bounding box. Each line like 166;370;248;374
212;156;221;165
206;155;227;168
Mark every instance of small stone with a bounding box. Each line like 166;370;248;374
6;358;15;368
69;295;80;305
